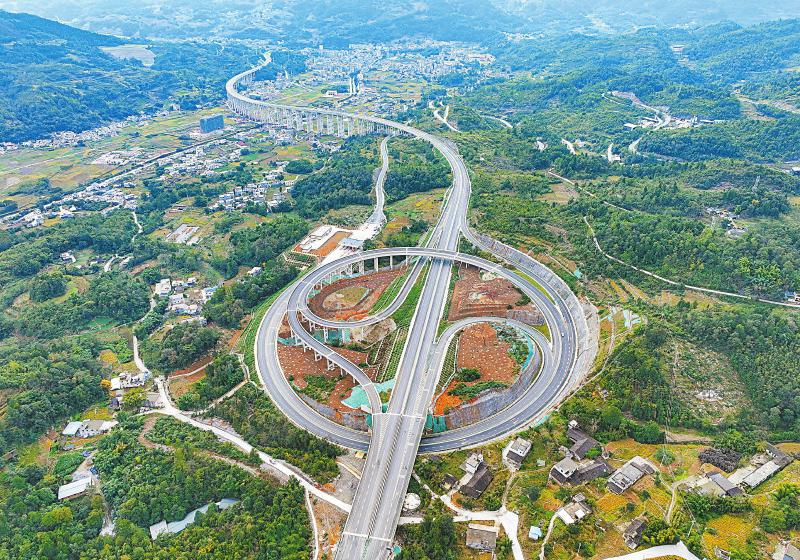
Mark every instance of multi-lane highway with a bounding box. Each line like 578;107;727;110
234;69;593;558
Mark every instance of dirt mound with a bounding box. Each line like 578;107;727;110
309;267;405;321
350;317;397;345
449;265;528;321
433;322;521;414
277;343;374;411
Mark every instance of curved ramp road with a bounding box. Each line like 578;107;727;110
230;65;594;559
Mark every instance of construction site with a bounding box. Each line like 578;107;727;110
275;261;548;432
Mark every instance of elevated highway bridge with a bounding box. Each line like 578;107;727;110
228;65;596;559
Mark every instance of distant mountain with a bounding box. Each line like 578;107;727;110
496;0;800;32
0;8;121;44
0;10;260;142
1;0;799;42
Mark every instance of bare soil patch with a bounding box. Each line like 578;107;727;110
169;370;205;399
448;265;539;321
323;286;370;311
433;323;521;414
308;267;405;321
313;498;348;558
277;343;375;411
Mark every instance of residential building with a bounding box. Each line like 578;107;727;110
200;115;224;134
461;453;483;475
742;444;793;489
698;473;744;497
767;444;794;468
442;473;459;490
528;526;543;541
461;462;493;499
145;391;165;409
504;437;532;469
110;372;145;391
58;477;94;500
465;524;499;552
62;421;84;437
550;457;610;485
202;286;219;302
77;420;117;438
555;493;592;525
573;460;612;484
624;517;647;549
155;278;172;297
608;457;656;494
550;457;579;484
566;426;602;460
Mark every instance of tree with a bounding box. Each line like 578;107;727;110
600;405;623;430
632;421;665;444
29;272;67;302
284;159;314;174
123;387;146;411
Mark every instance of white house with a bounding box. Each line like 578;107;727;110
58;477;94;500
62;421;84;437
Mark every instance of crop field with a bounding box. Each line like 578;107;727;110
702;514;753;556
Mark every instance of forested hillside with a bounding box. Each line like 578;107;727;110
0;10;262;142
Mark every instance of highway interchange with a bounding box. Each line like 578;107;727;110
231;67;594;559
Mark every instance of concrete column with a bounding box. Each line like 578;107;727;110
358;261;364;275
389;255;394;269
374;257;379;271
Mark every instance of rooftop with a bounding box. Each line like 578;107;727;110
62;421;83;436
58;477;93;500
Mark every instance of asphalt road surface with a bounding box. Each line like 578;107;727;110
245;97;587;558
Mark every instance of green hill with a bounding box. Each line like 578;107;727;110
0;9;260;142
